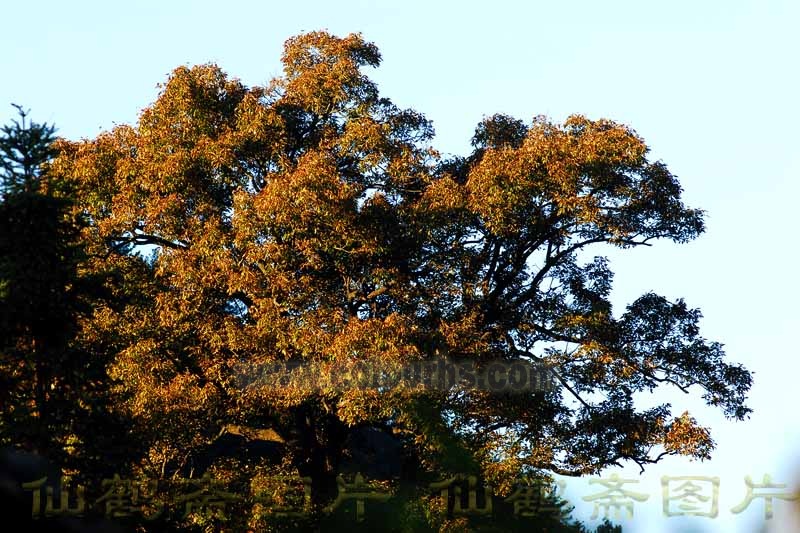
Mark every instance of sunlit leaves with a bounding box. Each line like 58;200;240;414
41;30;752;530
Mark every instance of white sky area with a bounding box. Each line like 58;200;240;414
3;1;798;531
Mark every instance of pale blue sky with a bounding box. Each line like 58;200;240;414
3;1;799;531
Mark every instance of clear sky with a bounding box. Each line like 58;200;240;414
3;1;799;531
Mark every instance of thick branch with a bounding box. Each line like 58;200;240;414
112;231;190;250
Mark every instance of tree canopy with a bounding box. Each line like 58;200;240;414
8;30;752;531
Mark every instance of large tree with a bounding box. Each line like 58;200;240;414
0;104;128;492
0;106;81;463
49;31;751;530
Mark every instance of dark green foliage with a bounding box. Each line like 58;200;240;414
0;106;123;480
0;104;57;196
